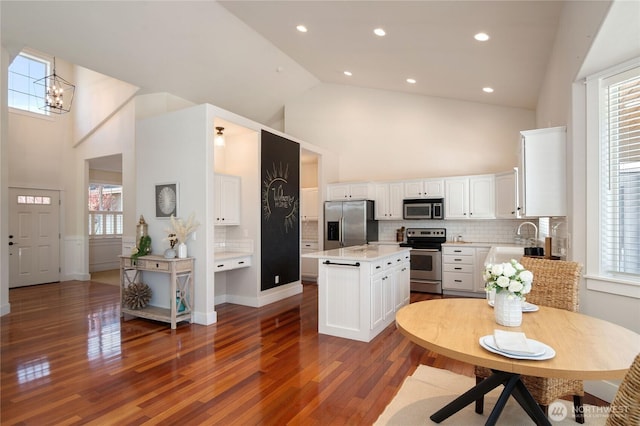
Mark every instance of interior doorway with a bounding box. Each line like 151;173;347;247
87;154;123;276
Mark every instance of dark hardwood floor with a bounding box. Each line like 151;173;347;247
1;279;606;425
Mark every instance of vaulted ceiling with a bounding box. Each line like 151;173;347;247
2;1;572;126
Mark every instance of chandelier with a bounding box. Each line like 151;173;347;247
33;57;75;114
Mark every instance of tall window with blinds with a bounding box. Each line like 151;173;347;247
601;66;640;278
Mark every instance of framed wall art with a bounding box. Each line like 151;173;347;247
155;183;178;218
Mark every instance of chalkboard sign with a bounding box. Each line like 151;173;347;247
260;130;300;291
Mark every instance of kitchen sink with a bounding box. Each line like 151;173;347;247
484;246;524;265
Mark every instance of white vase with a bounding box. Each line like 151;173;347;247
177;243;187;259
494;291;522;327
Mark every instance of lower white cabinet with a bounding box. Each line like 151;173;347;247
442;244;490;297
301;241;319;281
317;249;410;342
213;253;252;272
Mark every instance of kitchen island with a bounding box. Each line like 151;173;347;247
303;245;410;342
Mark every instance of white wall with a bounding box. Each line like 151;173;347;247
285;84;535;182
535;0;639;402
136;104;213;322
0;30;10;315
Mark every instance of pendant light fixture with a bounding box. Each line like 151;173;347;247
215;127;225;147
33;57;75;114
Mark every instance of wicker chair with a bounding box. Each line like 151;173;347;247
475;257;585;423
606;353;640;426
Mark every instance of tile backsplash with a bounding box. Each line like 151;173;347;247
379;218;566;247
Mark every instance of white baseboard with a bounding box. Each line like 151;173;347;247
585;379;619;403
193;309;218;326
223;282;304;308
0;302;10;316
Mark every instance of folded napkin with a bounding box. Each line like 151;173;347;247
493;329;535;355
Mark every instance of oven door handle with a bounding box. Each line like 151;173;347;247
410;248;440;252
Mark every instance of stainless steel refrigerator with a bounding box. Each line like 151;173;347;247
324;200;379;249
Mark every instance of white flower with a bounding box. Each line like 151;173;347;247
508;281;524;293
483;258;533;300
519;270;533;283
502;263;516;278
491;264;504;276
496;276;510;288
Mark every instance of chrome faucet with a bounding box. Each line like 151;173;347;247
517;221;538;246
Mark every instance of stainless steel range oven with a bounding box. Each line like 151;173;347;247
400;228;446;294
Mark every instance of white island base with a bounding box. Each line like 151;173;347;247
305;245;410;342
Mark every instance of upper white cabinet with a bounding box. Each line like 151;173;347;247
495;170;519;219
445;175;495;219
327;182;374;201
301;187;319;221
403;179;445;199
519;126;566;217
214;174;241;225
374;182;404;220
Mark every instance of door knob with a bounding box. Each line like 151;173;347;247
8;242;14;246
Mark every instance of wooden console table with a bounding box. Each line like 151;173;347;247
120;255;194;329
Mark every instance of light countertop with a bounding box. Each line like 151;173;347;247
302;244;409;262
214;251;253;260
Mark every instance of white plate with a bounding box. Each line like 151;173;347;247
488;301;539;312
479;335;555;360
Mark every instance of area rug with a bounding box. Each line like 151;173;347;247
375;365;608;425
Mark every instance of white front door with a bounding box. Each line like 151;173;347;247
9;188;61;288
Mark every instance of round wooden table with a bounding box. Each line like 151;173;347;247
395;299;640;425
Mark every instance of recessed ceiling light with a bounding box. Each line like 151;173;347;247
474;32;490;41
406;78;417;84
344;71;353;77
483;87;494;93
296;25;308;33
374;28;386;37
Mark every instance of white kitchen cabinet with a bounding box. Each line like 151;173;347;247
214;174;241;225
474;247;490;293
442;246;475;291
495;170;520;219
213;254;252;272
374;182;404;220
301;240;319;281
394;253;411;310
442;244;491;297
301;187;319;221
519;126;566;217
327;182;374;201
370;261;385;330
316;248;410;342
445;175;495;219
403;179;445;199
469;175;495;219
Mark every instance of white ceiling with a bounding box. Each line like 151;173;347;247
219;0;565;110
2;1;570;122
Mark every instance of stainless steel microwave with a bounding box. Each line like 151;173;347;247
403;198;444;220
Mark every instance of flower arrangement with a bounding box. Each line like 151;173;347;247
165;212;200;244
483;258;533;300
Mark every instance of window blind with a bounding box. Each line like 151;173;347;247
601;67;640;278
